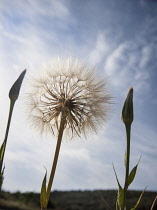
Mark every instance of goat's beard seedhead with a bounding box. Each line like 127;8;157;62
25;58;112;139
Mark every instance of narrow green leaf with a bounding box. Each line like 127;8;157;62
0;141;5;173
0;166;5;190
0;174;3;191
131;187;147;210
40;170;48;208
0;140;5;161
127;165;138;188
113;164;124;209
127;156;141;188
112;163;122;189
117;187;125;209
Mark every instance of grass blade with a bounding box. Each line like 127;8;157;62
131;187;147;210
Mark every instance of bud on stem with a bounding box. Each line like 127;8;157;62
121;87;134;210
121;87;134;125
9;69;26;102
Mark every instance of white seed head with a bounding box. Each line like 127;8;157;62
25;58;112;138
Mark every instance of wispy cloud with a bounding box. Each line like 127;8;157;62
89;32;111;65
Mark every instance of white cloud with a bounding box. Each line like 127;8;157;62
135;71;149;80
102;38;154;98
89;32;111;65
105;42;129;76
62;148;90;161
0;0;70;20
139;45;152;69
27;0;70;19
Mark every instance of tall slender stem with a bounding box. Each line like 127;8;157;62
46;115;66;207
0;100;15;173
123;123;131;209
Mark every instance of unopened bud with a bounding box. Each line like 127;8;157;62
9;69;26;101
121;87;134;125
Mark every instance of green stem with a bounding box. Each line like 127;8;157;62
123;123;131;209
0;99;15;173
46;115;66;207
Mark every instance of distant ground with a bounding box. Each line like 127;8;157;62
0;190;157;210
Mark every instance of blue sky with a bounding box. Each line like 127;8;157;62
0;0;157;192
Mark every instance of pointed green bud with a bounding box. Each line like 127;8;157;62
9;69;26;101
121;87;134;125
